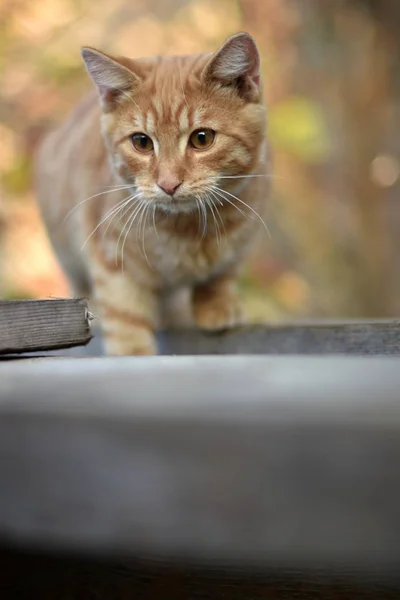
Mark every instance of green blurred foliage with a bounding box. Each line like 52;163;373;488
2;156;32;196
269;97;331;163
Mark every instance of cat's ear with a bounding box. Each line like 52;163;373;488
203;32;261;101
81;47;139;110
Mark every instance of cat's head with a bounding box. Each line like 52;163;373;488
81;33;266;213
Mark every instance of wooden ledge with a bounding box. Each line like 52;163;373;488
1;355;400;575
22;318;400;357
159;319;400;355
0;299;92;354
1;297;399;356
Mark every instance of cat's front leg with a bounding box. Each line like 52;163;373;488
193;274;247;331
92;270;158;356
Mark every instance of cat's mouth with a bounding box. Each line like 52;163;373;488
150;191;200;215
154;197;199;215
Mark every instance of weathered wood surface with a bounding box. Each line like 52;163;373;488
28;319;400;357
2;549;400;600
1;355;400;579
0;299;92;354
160;319;400;354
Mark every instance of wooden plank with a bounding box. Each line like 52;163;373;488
0;299;92;354
1;355;400;578
159;320;400;355
2;548;400;599
35;319;400;357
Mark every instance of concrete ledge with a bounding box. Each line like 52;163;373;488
1;355;400;576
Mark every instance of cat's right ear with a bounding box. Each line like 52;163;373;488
81;48;139;110
203;33;261;102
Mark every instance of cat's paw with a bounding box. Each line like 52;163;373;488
194;298;247;331
103;330;158;356
105;342;158;356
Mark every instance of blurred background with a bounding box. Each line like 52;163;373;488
0;0;399;321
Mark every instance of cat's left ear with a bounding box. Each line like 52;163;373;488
203;32;261;101
81;47;139;110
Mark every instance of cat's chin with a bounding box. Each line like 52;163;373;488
152;197;199;216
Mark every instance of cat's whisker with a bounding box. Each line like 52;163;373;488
196;194;208;239
218;174;280;180
214;198;227;240
207;189;224;207
208;191;226;237
194;197;202;238
115;193;142;225
211;187;249;221
119;208;136;272
140;204;150;264
135;201;145;247
81;194;138;251
211;201;222;246
136;201;151;266
102;184;133;189
114;198;141;262
214;185;271;239
204;193;222;246
152;205;159;239
63;185;133;222
101;201;131;239
143;205;153;266
102;193;142;239
204;194;218;244
118;199;145;270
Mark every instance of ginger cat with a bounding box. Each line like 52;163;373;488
35;32;269;355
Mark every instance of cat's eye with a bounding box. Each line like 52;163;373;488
189;129;215;150
131;133;154;154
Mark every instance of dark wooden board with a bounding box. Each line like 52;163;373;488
23;319;400;357
1;355;400;579
0;299;92;354
2;548;400;599
159;320;400;355
28;319;400;357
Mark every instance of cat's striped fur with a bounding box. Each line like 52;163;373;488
35;32;269;355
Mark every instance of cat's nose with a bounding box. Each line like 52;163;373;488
157;176;182;196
